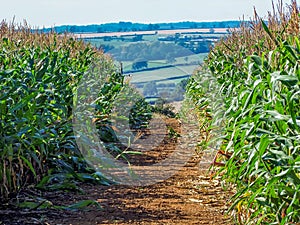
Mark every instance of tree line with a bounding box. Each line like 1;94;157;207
110;41;199;62
39;21;241;34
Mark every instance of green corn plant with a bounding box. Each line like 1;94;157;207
0;20;141;203
187;1;300;224
0;19;155;203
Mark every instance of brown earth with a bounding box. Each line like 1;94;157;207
0;116;234;225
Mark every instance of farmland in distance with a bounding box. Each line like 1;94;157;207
80;28;227;103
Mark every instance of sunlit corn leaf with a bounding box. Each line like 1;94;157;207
17;200;53;209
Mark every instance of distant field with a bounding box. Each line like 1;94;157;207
122;54;206;98
128;64;198;84
129;64;194;101
87;39;133;49
82;30;210;102
122;53;206;71
74;28;229;38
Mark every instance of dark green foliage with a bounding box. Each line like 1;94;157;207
152;99;177;118
129;98;153;130
132;61;148;70
111;41;193;61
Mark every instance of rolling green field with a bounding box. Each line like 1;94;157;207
128;64;198;83
88;38;133;49
125;59;205;100
122;53;206;71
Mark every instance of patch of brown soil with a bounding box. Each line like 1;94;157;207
0;117;233;225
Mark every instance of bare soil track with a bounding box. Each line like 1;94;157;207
0;117;233;225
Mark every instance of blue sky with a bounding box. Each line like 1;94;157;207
1;0;294;27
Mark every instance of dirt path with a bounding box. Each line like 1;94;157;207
0;117;233;225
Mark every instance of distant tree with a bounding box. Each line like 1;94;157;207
166;54;176;64
69;26;77;33
98;44;114;52
184;56;189;64
178;79;189;91
111;41;194;62
132;61;148;70
132;35;143;42
153;24;160;30
170;82;186;101
190;23;198;28
147;24;154;30
149;47;162;60
97;27;104;33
